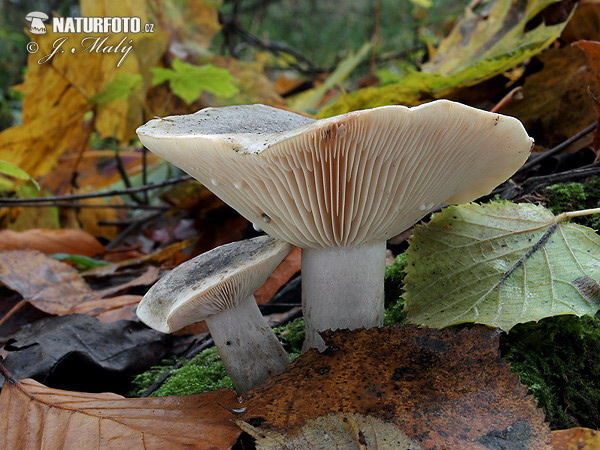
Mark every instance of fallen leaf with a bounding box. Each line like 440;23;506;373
0;251;157;317
562;0;600;42
502;46;598;148
319;0;575;116
1;314;173;393
255;246;301;304
237;412;421;449
404;202;600;330
552;427;600;449
574;40;600;154
86;238;196;276
0;375;241;449
241;325;551;448
0;229;104;256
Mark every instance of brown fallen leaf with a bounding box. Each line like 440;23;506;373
241;325;552;449
552;427;600;449
502;46;598;149
0;373;241;449
0;229;105;257
255;246;301;305
574;40;600;155
0;251;157;318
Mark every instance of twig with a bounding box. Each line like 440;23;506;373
517;122;598;174
0;300;27;329
0;202;169;210
0;361;15;384
106;211;163;250
490;87;523;113
114;152;144;205
0;175;192;204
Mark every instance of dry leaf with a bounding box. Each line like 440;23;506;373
0;229;104;256
241;325;551;448
0;376;241;449
574;40;600;154
255;246;301;304
552;427;600;449
0;251;157;317
502;46;598;149
238;412;421;449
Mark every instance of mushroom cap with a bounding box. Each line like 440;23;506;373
137;236;291;333
26;11;49;20
137;101;533;248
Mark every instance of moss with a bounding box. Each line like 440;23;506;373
546;176;600;229
385;252;408;308
501;315;600;430
274;318;305;358
128;348;232;397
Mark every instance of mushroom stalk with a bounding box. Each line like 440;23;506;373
301;241;386;351
206;294;290;393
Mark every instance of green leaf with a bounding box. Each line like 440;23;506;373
0;160;39;191
318;0;573;117
151;59;239;104
289;42;372;112
90;73;143;108
404;202;600;331
52;253;109;271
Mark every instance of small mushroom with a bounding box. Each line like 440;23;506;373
26;11;49;34
136;236;291;393
137;101;533;350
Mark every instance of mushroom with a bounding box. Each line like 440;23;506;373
137;101;533;350
136;235;291;393
26;11;49;34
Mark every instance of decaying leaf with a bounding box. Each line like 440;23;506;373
237;412;421;449
404;203;600;330
0;375;241;449
501;46;598;148
552;427;600;449
241;325;551;448
0;229;104;256
319;0;574;116
1;314;173;393
0;251;157;316
574;40;600;153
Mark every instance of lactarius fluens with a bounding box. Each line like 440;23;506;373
137;101;533;350
136;236;291;393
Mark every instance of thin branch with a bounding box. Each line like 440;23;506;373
517;122;598;174
0;175;192;204
0;202;169;210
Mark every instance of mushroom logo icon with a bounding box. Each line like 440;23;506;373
26;11;49;34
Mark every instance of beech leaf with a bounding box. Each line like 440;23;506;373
0;376;241;449
404;203;600;330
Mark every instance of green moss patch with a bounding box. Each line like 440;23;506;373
546;176;600;229
501;315;600;430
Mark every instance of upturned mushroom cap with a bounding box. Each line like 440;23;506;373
137;101;533;248
137;236;291;333
26;11;49;21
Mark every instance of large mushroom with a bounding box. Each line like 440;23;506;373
137;101;533;350
137;236;291;393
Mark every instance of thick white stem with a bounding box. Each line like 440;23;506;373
206;294;289;393
301;241;386;351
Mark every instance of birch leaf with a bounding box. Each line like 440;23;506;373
404;202;600;330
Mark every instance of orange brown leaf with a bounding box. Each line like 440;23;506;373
241;325;552;448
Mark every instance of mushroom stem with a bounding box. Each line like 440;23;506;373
301;241;386;351
205;294;289;393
